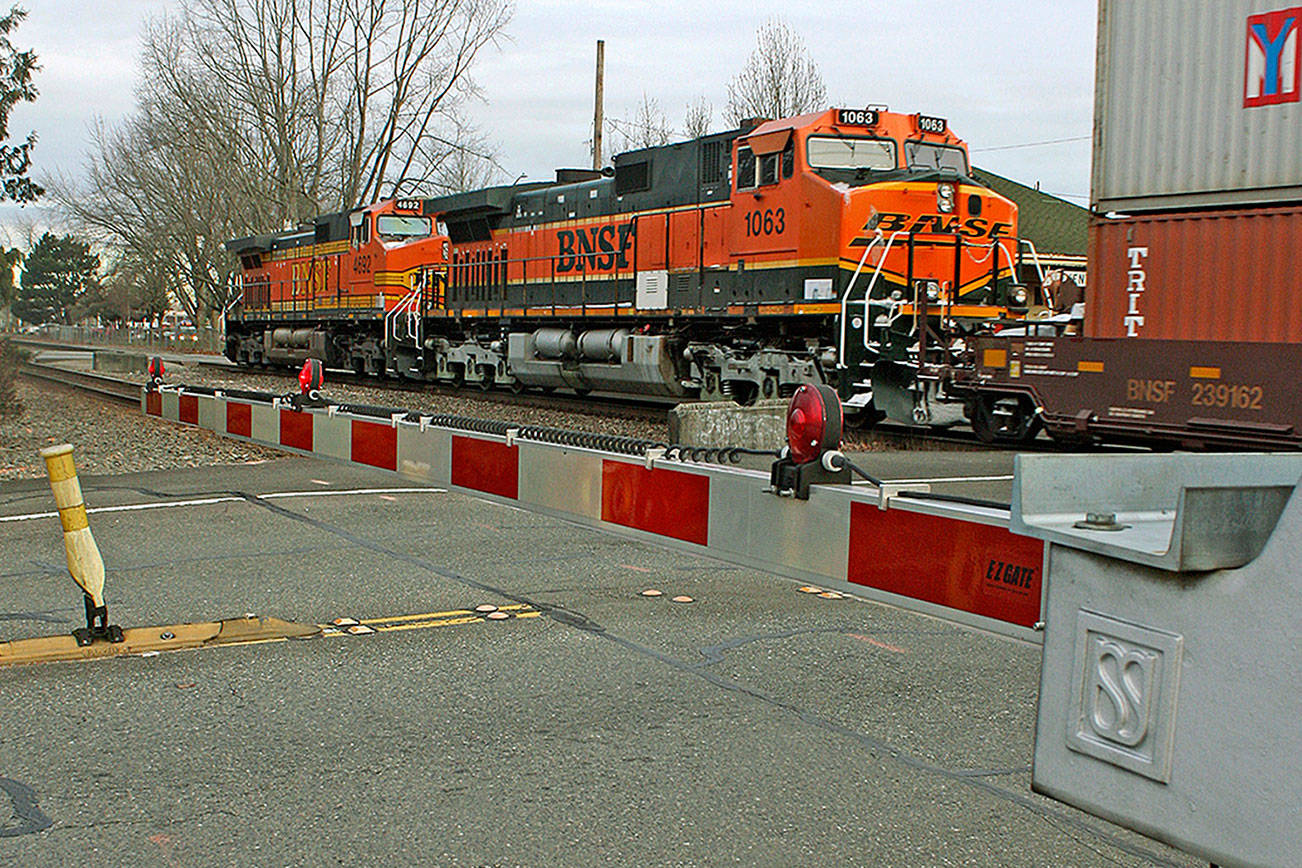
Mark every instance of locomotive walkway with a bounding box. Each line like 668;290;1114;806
0;456;1196;865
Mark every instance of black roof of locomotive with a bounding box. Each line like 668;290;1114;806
423;128;740;235
226;210;352;255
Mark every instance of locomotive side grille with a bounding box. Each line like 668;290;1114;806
700;139;730;185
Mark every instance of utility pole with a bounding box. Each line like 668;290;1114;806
592;40;605;171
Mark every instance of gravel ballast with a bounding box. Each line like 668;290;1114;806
0;379;281;480
3;356;961;481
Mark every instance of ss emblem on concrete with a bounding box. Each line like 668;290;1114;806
1067;610;1183;782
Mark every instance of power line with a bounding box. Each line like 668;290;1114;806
971;135;1091;153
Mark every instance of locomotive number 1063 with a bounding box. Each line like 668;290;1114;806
744;208;786;237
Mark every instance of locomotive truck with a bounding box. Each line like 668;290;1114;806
226;107;1050;425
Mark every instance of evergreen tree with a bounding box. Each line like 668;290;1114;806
0;7;41;203
12;233;99;325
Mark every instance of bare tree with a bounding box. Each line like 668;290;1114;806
725;18;827;125
414;112;508;195
683;96;713;139
610;92;673;152
59;0;512;328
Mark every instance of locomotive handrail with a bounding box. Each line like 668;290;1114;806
858;229;907;352
382;287;421;351
628;203;726;309
1018;238;1047;302
837;228;892;367
223;290;245;317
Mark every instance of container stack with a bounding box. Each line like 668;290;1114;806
1086;0;1302;343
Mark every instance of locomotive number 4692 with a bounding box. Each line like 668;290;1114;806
744;208;785;237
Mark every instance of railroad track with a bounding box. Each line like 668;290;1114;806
206;361;672;426
17;361;142;406
11;339;1108;454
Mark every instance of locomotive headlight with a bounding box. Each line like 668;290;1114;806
925;281;940;302
936;182;956;214
1010;287;1029;307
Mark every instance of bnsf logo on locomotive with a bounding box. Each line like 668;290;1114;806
851;212;1014;245
556;223;635;273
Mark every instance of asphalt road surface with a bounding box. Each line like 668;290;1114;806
0;457;1196;866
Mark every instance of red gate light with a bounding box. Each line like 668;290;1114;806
299;358;324;394
786;384;843;464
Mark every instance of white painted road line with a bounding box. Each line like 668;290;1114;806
880;475;1015;484
0;487;447;523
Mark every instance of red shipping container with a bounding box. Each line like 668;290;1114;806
1087;206;1302;343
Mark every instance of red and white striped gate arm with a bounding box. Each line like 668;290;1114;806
145;386;1045;640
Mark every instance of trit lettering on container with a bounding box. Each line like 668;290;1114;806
1123;246;1148;337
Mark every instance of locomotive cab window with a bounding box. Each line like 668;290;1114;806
736;139;794;191
903;141;969;174
736;146;757;190
376;215;432;241
350;215;370;246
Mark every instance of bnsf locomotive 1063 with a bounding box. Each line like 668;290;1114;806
226;107;1048;424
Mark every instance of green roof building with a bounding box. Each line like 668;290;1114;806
972;167;1089;283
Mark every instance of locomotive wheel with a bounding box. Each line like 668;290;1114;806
730;381;758;406
477;366;494;391
971;394;1042;445
508;379;525;394
845;403;886;431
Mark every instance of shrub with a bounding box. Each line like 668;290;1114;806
0;337;23;420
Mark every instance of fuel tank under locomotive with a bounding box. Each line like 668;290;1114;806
505;327;689;397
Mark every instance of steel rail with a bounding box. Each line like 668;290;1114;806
17;362;141;406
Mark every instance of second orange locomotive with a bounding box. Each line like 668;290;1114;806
226;107;1037;422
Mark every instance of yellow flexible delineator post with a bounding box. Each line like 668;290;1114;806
39;444;122;645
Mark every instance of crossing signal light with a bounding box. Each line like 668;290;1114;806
786;384;842;464
299;358;324;394
771;384;850;499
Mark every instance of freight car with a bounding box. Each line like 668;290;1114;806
958;0;1302;449
225;107;1049;424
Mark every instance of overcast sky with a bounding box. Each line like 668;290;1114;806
1;0;1098;242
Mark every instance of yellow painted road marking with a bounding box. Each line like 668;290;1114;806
0;616;318;667
2;603;540;667
321;604;539;637
353;603;532;626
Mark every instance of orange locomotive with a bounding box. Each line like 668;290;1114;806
226;107;1038;423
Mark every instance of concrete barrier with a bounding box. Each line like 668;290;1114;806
92;351;148;374
667;399;787;450
1014;453;1302;867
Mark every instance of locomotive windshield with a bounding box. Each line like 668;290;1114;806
903;141;969;174
376;215;432;240
806;136;897;171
